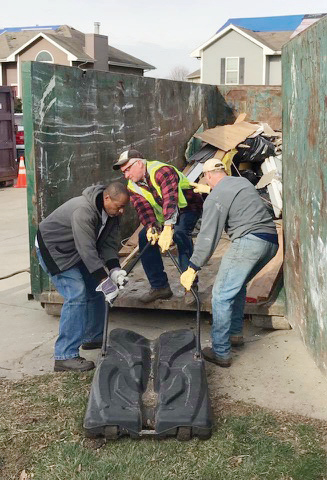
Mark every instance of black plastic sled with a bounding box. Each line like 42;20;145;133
83;248;213;440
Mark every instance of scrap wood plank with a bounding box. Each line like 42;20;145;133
234;113;247;124
119;225;143;256
246;223;283;303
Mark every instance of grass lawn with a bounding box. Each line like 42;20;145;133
0;372;326;480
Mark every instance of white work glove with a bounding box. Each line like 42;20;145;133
109;267;128;289
96;277;119;304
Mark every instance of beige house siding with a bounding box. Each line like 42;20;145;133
17;37;70;97
202;30;264;85
19;37;70;65
267;55;281;85
3;62;17;85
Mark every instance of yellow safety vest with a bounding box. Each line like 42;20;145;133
128;160;190;224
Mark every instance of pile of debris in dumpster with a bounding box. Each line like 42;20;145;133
185;113;282;220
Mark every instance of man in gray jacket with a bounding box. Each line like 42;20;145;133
181;159;278;367
36;182;129;372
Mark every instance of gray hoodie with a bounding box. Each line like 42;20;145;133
190;176;277;268
37;185;120;282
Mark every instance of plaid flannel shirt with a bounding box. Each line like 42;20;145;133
129;164;203;229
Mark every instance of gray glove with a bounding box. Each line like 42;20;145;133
109;267;128;289
96;276;119;304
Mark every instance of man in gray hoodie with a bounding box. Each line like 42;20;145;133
36;182;129;372
181;159;278;367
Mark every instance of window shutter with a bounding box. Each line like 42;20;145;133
220;58;225;85
239;58;245;84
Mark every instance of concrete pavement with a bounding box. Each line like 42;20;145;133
1;185;327;421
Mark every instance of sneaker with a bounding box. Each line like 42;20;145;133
54;356;95;372
230;335;244;347
202;347;232;368
140;286;173;304
81;341;102;350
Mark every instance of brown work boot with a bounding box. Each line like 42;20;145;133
54;356;95;372
202;347;232;368
230;335;244;347
140;286;173;304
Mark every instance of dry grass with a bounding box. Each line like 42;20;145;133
1;373;326;480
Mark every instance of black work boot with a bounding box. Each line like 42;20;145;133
81;341;102;350
202;347;232;368
140;286;173;304
54;356;95;372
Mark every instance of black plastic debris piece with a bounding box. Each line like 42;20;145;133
234;135;276;164
84;328;212;440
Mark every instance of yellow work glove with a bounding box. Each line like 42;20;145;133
189;182;211;194
158;225;174;253
180;267;197;291
146;227;159;245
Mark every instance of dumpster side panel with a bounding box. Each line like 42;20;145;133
283;17;327;374
22;62;221;296
218;86;282;130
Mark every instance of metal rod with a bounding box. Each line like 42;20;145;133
166;250;201;358
101;242;151;357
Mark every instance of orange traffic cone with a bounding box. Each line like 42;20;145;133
14;156;27;188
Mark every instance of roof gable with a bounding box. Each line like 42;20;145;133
191;24;276;57
0;24;155;69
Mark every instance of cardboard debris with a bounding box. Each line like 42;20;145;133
247;221;283;302
194;122;258;152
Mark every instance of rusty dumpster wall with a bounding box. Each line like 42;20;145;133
218;86;282;131
22;62;223;295
283;17;327;374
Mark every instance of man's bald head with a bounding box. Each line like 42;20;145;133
103;182;129;217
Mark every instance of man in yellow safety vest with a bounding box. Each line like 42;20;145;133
113;149;203;303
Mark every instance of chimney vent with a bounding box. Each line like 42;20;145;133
94;22;100;34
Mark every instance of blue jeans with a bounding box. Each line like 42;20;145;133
36;248;105;360
139;211;200;289
211;234;278;358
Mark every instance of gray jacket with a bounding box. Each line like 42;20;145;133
190;176;277;268
37;185;120;282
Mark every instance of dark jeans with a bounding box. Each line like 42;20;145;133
139;210;200;289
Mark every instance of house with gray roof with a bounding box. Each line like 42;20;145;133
187;14;326;85
0;24;155;97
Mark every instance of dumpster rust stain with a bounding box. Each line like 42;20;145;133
308;83;319;147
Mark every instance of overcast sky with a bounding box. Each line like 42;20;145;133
2;0;327;78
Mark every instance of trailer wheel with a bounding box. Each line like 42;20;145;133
104;425;119;440
197;428;212;440
177;426;192;441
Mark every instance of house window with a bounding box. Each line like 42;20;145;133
226;57;239;84
220;57;245;85
35;51;54;63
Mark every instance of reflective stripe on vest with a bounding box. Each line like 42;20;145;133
128;160;190;224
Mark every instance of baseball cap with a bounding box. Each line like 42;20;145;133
202;158;225;173
112;149;144;170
